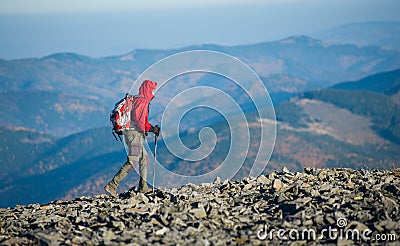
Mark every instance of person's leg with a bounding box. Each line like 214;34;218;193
123;130;150;192
105;130;137;197
138;144;150;193
107;157;134;188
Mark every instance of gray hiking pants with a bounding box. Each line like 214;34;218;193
109;130;149;191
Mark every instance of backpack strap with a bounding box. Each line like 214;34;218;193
112;130;123;141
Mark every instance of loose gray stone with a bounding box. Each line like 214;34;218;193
272;179;282;191
1;168;399;245
155;227;170;236
213;176;221;185
256;175;271;185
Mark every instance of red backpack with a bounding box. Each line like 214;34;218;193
110;93;136;141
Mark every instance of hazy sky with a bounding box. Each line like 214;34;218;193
1;0;399;59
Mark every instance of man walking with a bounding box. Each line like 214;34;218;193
105;80;160;197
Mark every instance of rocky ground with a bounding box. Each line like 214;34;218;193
1;167;399;245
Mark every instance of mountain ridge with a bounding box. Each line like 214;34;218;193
313;21;400;49
0;90;109;137
2;35;400;91
1;69;400;207
331;68;400;95
1;32;400;207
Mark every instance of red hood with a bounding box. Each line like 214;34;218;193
139;80;157;101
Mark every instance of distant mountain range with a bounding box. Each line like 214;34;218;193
331;68;400;96
1;23;400;207
172;69;400;176
0;91;108;137
314;21;400;49
1;34;400;137
1;68;399;208
0;126;127;207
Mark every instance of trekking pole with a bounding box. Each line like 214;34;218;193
152;134;158;194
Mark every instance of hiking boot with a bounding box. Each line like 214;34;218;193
138;185;152;194
138;176;152;193
104;184;118;198
138;182;151;193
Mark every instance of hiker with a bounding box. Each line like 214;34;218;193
105;80;160;197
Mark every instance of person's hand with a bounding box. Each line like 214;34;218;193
150;125;160;136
